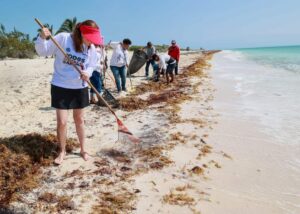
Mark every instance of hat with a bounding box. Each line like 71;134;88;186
171;40;176;44
80;25;103;45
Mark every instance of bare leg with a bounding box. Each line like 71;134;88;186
166;72;170;84
54;109;68;165
170;73;174;83
73;109;89;161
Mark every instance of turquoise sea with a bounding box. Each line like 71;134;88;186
236;45;300;73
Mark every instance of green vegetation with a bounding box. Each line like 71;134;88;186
0;24;35;59
129;44;169;53
0;17;77;59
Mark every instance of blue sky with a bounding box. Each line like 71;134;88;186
1;0;300;49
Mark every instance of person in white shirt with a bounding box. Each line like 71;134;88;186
89;45;106;104
152;53;177;84
35;20;102;165
109;38;132;93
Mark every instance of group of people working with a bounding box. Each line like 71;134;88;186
143;40;180;83
34;19;180;165
89;39;181;103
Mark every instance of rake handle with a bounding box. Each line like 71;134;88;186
34;18;116;116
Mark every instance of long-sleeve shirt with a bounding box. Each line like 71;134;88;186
109;42;129;67
168;45;180;62
158;54;176;70
35;33;97;89
143;46;156;59
95;47;105;73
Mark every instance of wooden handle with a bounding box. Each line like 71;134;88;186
34;18;116;115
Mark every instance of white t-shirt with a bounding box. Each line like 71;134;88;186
109;42;129;67
35;33;97;89
158;54;176;70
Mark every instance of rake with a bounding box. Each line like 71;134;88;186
35;18;140;144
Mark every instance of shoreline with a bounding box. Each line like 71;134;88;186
200;52;300;214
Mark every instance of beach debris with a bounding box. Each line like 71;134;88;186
37;193;75;212
63;169;85;178
93;167;114;175
170;132;186;144
209;160;221;168
0;133;78;206
93;190;136;213
200;145;212;154
149;161;164;170
221;151;232;159
79;181;90;188
57;196;75;211
190;166;204;175
200;138;207;144
38;192;58;203
163;192;195;206
102;149;132;164
175;184;194;192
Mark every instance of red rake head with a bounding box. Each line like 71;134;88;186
117;119;140;144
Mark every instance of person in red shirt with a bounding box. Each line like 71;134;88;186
168;40;180;75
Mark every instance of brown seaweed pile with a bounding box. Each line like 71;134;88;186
93;190;136;214
163;192;195;206
119;54;211;111
0;133;78;206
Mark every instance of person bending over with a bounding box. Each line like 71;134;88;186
152;53;176;84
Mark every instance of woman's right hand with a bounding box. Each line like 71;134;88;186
40;28;51;39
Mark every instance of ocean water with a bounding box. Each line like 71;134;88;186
218;46;300;146
211;48;300;214
237;45;300;73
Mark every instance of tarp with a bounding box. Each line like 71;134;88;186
127;50;148;75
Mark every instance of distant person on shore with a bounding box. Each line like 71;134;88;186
35;20;102;165
152;53;176;84
89;45;105;104
168;40;180;75
142;41;156;79
108;39;132;93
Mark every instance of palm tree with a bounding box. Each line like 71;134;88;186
55;17;77;35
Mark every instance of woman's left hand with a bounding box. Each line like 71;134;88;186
80;71;90;81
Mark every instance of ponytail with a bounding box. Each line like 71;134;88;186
72;22;83;53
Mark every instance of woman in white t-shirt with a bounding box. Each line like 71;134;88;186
35;20;103;165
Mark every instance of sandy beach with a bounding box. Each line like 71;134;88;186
1;50;299;214
1;51;223;213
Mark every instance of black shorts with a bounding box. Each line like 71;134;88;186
166;63;176;74
51;84;89;109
